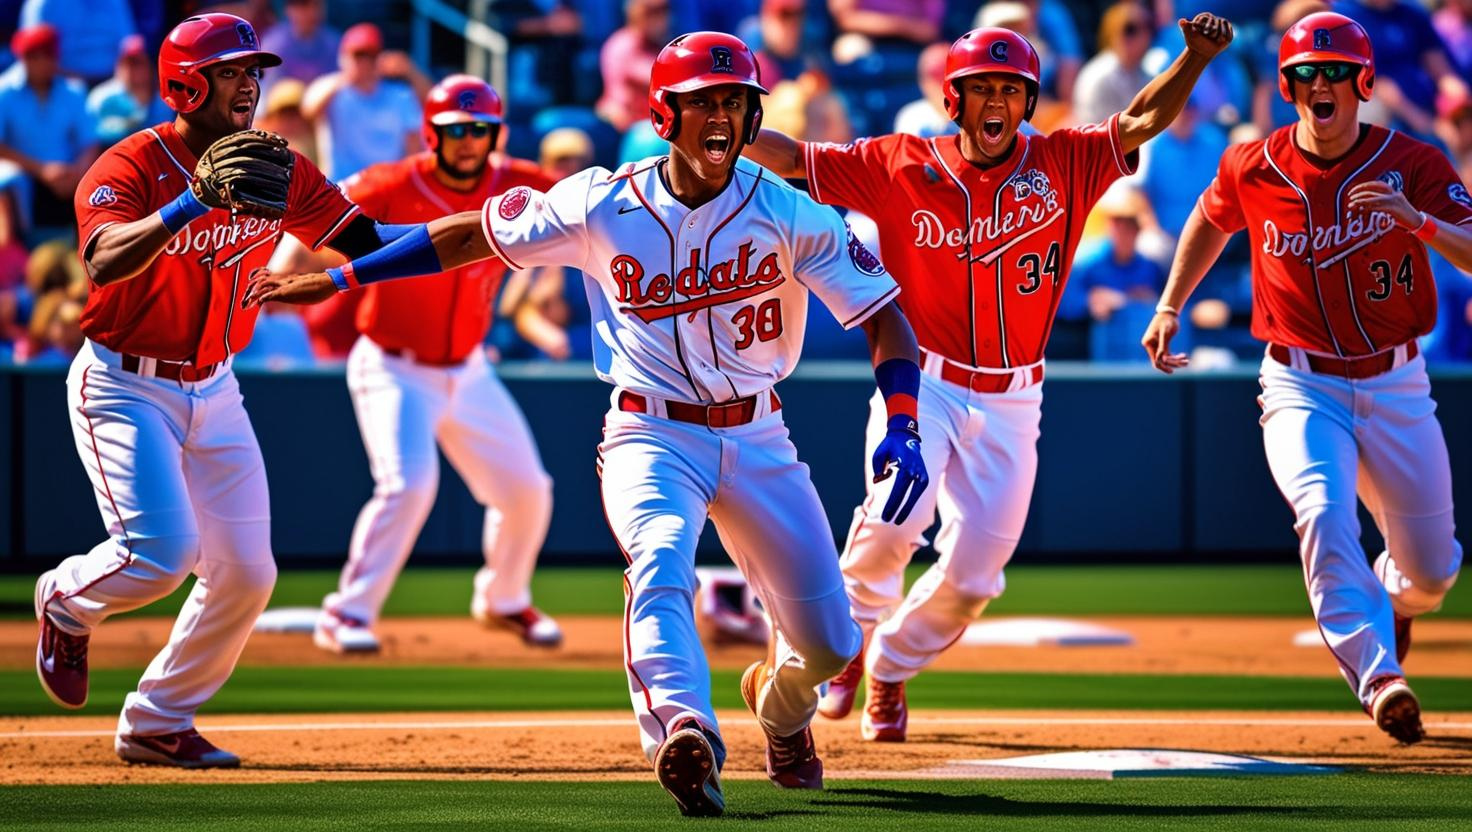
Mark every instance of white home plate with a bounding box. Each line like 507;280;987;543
960;617;1134;647
947;749;1337;780
253;607;321;634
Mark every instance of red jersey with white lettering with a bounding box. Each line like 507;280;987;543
76;122;360;365
805;114;1137;368
1199;124;1472;356
345;152;556;364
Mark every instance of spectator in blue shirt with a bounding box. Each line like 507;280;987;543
1074;186;1167;361
86;35;171;148
1142;96;1228;236
0;25;96;243
301;23;430;180
260;0;341;106
19;0;136;86
1335;0;1468;138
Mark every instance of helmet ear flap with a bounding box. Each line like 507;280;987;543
1356;66;1374;101
744;89;762;145
651;89;679;140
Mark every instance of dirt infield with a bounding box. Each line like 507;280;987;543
5;614;1470;785
4;709;1471;785
4;615;1471;677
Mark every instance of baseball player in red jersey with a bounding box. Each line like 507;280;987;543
312;75;563;655
246;31;928;817
32;13;458;767
1144;12;1469;744
743;15;1234;742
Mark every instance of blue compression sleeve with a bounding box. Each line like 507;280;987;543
328;223;444;291
158;188;209;234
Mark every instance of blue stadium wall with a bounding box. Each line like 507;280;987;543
5;362;1471;566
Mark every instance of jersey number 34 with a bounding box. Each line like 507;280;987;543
1017;242;1062;295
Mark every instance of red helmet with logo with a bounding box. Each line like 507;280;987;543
943;27;1041;122
159;13;281;114
1278;11;1374;102
648;31;768;144
422;74;505;150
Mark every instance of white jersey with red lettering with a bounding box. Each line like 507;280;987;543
481;155;892;760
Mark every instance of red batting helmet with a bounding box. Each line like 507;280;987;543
648;31;768;144
159;13;281;114
1278;11;1374;102
943;28;1041;122
422;74;505;151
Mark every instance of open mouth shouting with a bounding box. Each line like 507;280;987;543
1310;98;1335;125
981;117;1007;144
702;131;732;165
231;97;255;119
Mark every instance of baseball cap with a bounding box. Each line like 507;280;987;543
540;127;593;164
1097;183;1149;220
118;33;147;61
11;24;59;58
265;78;306;114
341;22;383;55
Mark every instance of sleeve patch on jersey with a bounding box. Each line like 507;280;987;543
499;186;532;220
1377;170;1404;192
1450;183;1472;210
846;223;886;276
88;185;117;207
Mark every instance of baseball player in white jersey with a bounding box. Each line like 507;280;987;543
247;31;928;818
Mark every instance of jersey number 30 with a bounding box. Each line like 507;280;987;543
1366;254;1414;302
733;298;784;349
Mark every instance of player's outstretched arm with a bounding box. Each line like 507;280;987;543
1347;180;1472;274
244;209;491;306
1116;13;1233;155
859;301;929;524
1142;204;1231;373
742;128;806;181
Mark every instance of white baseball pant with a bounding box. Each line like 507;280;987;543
1260;347;1461;707
598;398;861;762
41;340;276;736
840;366;1043;683
324;335;553;624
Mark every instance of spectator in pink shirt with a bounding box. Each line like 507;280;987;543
597;0;671;132
828;0;942;47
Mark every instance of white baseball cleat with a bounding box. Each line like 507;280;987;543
1368;676;1425;744
473;605;564;648
313;610;380;655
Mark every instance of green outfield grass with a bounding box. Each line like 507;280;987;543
5;666;1472;717
2;776;1470;831
4;564;1468;620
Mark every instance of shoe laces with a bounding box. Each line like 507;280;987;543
769;726;815;769
52;627;88;669
869;680;904;714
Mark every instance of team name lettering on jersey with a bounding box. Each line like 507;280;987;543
610;241;785;322
162;216;283;261
1261;210;1396;268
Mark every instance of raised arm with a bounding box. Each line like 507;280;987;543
1140;204;1232;372
743;128;806;181
858;301;928;523
1116;13;1233;156
244;209;490;306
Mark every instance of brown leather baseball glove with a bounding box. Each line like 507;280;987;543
191;129;294;219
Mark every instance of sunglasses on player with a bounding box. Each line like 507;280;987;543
1287;63;1356;83
441;122;493;139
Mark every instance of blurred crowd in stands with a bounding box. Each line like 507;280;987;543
2;0;1472;369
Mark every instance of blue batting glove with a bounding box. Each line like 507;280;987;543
871;415;928;524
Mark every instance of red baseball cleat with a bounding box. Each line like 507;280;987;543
1394;614;1412;665
741;661;824;789
1367;676;1425;745
35;574;88;710
116;729;241;768
475;606;563;648
818;648;865;720
861;677;908;742
654;718;725;817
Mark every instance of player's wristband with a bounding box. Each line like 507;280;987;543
875;357;920;433
1155;303;1179;316
1410;212;1438;242
158;188;209;234
333;223;443;290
